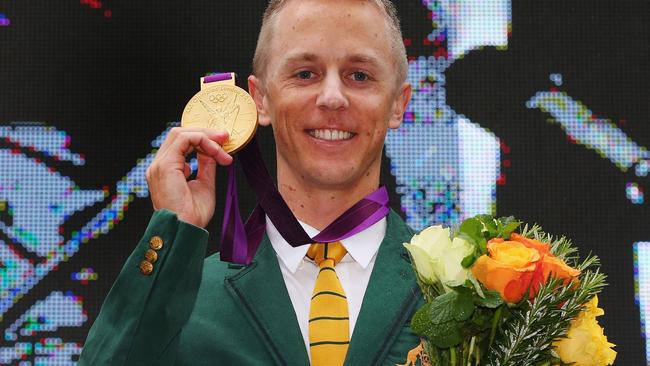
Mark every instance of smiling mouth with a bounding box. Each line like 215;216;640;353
307;129;356;141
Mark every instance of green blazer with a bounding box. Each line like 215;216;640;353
79;209;423;365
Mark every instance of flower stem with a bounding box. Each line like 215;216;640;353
468;336;476;366
489;306;503;348
451;346;457;366
461;341;468;366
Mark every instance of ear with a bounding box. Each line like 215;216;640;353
388;82;412;129
248;75;272;126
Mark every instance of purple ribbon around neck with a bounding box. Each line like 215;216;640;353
206;73;390;265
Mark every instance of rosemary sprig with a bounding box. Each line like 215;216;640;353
485;266;607;366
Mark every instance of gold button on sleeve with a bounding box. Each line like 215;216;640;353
144;249;158;263
139;260;153;275
149;236;163;250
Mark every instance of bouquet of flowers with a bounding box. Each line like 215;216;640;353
400;215;616;366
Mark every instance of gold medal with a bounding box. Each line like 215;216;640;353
181;73;258;154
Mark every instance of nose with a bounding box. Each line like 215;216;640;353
315;73;350;110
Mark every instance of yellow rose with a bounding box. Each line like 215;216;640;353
553;295;617;366
404;226;473;287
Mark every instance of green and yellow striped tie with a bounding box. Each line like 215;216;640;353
306;242;349;366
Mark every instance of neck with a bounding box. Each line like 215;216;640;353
277;167;381;231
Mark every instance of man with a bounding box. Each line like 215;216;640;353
79;0;421;364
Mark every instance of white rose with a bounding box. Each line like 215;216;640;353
404;226;474;288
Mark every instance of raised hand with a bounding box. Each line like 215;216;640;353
145;127;233;228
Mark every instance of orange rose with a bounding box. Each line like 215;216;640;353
541;255;581;284
471;241;540;303
471;235;580;304
510;233;551;256
511;233;580;294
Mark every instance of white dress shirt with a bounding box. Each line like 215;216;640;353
266;215;386;360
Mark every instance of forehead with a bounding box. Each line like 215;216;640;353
268;0;393;65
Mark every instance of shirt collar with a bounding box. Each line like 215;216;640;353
267;215;386;273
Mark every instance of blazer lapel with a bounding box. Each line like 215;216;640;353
224;237;310;366
345;211;422;366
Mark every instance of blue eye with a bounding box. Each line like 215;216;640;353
297;71;313;79
352;72;369;82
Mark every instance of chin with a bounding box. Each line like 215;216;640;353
302;163;362;188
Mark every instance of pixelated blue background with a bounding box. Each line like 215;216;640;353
0;0;648;364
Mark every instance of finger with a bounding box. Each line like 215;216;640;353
196;152;217;184
181;128;230;146
211;145;233;166
157;127;183;154
189;135;232;167
183;162;192;179
158;127;228;155
203;129;230;146
193;143;232;167
169;131;225;160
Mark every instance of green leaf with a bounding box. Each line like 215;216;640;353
452;286;475;322
496;216;522;239
413;288;480;349
428;320;463;348
478;237;488;254
475;290;504;308
468;307;494;332
411;299;464;348
427;291;456;324
461;253;476;268
410;302;433;337
427;287;476;325
459;218;483;243
477;214;498;238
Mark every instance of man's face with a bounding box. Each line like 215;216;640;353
250;0;411;190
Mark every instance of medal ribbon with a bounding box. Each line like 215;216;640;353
205;73;390;265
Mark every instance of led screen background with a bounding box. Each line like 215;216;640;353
0;0;648;364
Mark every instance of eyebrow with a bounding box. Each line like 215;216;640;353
347;53;381;68
281;52;382;68
283;52;319;65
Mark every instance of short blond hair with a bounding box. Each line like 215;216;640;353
252;0;408;85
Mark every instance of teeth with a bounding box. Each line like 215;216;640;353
309;129;354;141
